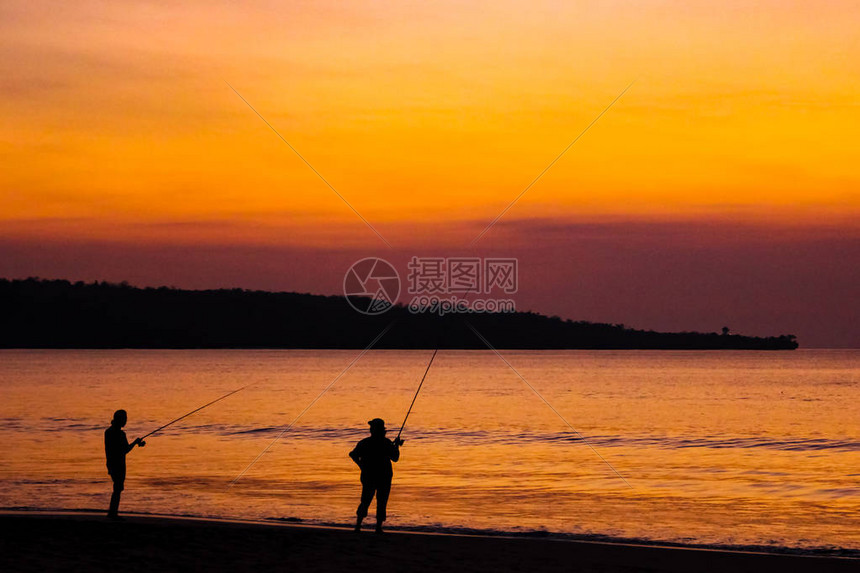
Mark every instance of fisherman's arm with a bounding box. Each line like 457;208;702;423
124;436;145;454
390;439;402;462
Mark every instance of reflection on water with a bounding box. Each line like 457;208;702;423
0;349;857;551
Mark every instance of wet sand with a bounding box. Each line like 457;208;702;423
0;512;856;573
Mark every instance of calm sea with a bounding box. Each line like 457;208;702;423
0;349;857;552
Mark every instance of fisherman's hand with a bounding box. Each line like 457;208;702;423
394;438;404;447
134;438;145;447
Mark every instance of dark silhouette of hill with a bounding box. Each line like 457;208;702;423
0;278;798;349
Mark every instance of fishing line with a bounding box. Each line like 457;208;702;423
141;385;248;440
392;286;483;442
228;321;395;487
396;348;438;443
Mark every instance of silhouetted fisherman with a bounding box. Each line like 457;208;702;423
349;418;402;533
104;409;145;520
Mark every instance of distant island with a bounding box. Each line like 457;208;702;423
0;278;798;350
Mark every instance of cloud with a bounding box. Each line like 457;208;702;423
1;214;858;347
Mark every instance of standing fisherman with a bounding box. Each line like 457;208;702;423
349;418;403;533
104;409;145;520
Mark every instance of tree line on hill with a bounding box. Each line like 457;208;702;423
0;278;799;349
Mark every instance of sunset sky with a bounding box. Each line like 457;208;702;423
1;1;858;346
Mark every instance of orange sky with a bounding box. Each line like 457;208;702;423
2;0;859;248
1;1;859;346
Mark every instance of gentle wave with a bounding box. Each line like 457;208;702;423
10;417;858;453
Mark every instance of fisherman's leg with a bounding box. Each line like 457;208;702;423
357;481;375;518
355;479;375;531
375;479;391;532
108;489;121;517
108;473;124;518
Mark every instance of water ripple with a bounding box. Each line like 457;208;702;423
217;425;860;452
6;417;858;452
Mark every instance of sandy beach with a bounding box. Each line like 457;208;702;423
0;511;856;573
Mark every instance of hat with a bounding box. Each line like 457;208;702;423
368;418;386;429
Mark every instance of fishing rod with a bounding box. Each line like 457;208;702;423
140;385;247;440
396;348;438;443
393;292;479;443
227;321;397;487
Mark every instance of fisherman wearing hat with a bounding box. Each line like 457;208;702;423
349;418;403;533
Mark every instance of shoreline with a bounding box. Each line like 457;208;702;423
3;507;857;559
1;510;857;573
